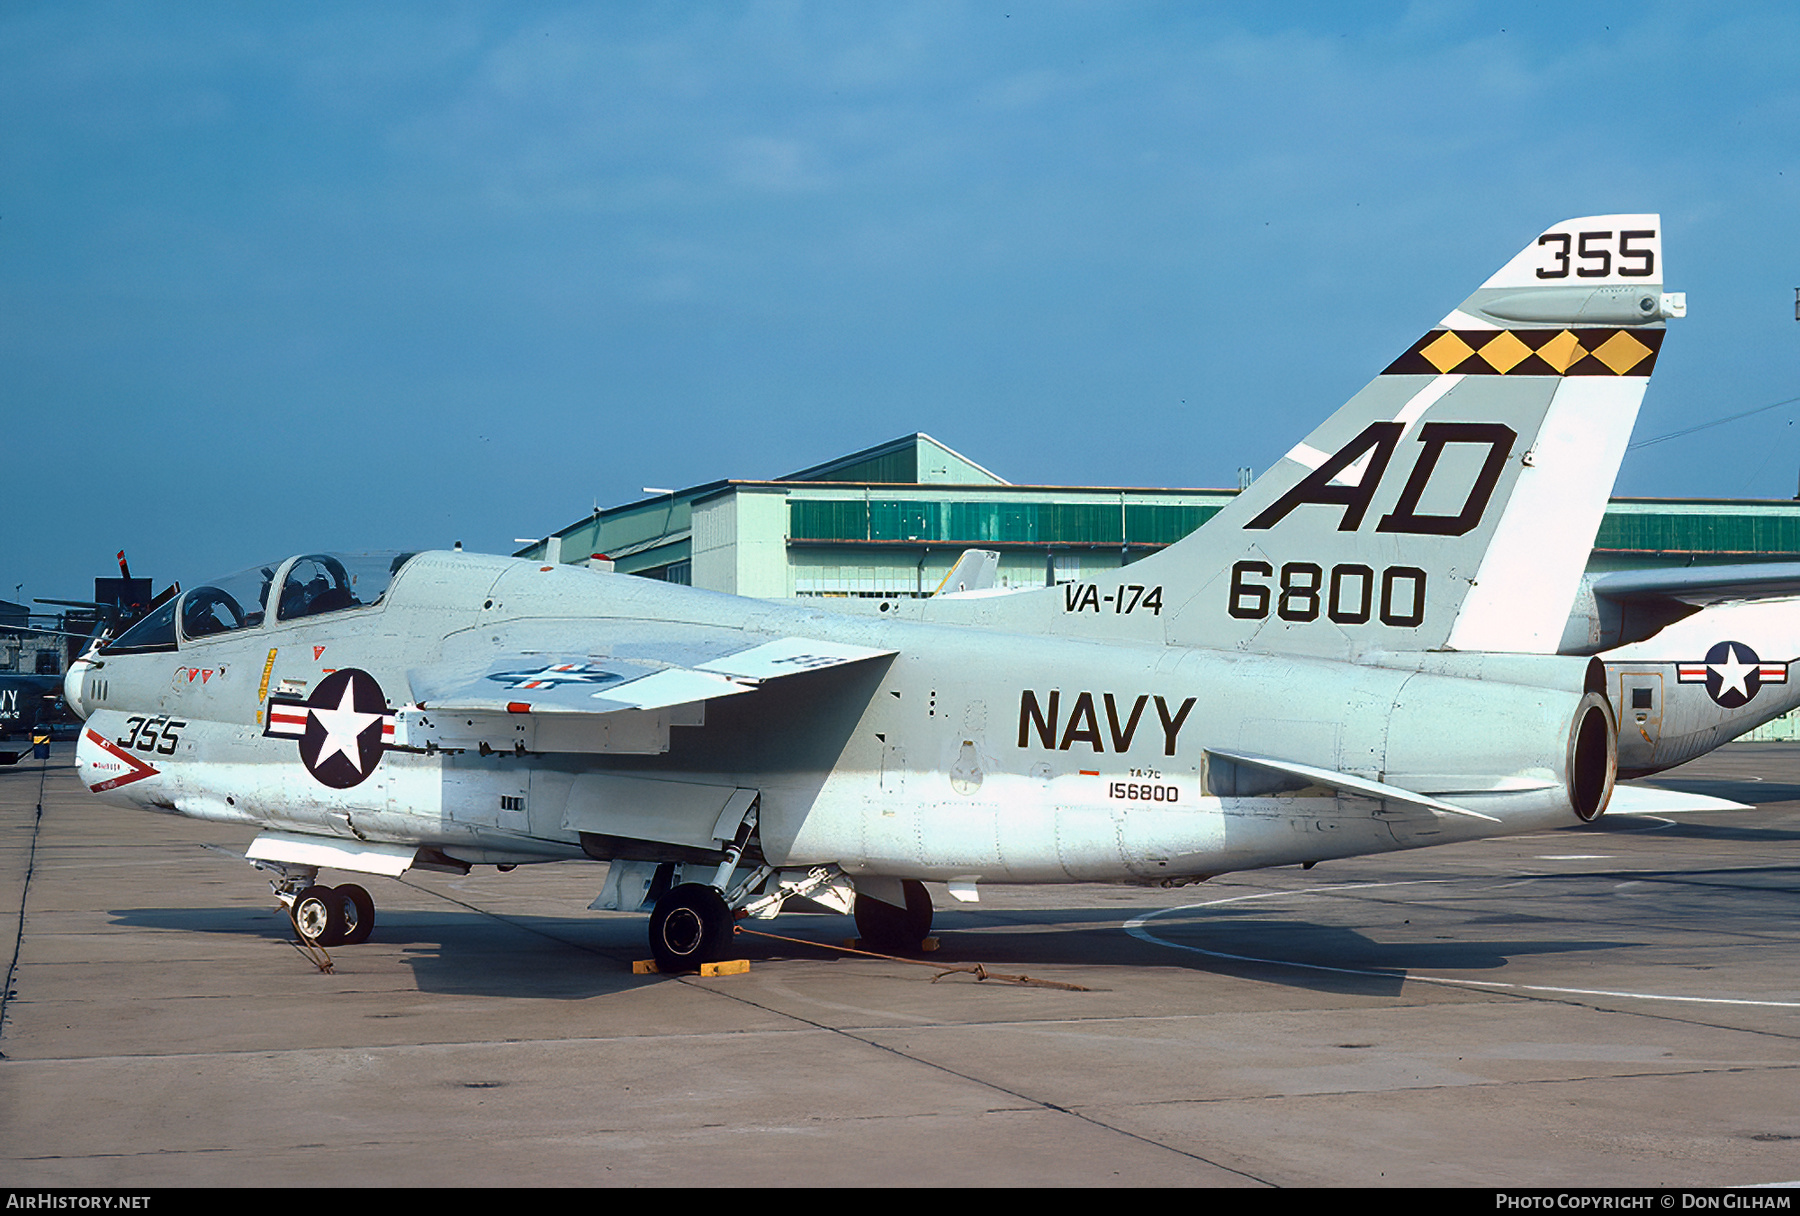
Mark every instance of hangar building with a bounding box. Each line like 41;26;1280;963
516;432;1800;596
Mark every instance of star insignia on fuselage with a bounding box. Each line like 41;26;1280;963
1676;641;1788;710
265;667;395;788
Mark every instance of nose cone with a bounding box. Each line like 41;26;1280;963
64;654;95;720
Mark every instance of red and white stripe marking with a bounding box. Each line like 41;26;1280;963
266;701;396;739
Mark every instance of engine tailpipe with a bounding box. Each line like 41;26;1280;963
1568;691;1616;822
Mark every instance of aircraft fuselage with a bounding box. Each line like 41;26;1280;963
73;553;1595;888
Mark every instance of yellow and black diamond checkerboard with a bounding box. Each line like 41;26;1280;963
1383;327;1664;377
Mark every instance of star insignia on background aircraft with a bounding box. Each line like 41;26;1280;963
1678;641;1788;709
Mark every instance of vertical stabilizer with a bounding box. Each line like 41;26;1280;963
1058;215;1676;659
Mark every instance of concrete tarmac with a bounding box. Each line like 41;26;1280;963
2;741;1798;1188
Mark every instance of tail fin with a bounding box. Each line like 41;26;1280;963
933;549;1002;596
1133;214;1676;658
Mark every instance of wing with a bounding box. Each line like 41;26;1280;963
1567;563;1800;653
1592;562;1800;607
402;632;895;754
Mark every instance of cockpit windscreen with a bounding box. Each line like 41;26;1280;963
276;552;415;622
101;552;419;651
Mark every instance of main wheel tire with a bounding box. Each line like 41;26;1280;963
648;883;735;973
292;884;346;946
335;883;375;945
854;879;933;952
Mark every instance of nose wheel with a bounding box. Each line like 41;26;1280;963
290;883;376;947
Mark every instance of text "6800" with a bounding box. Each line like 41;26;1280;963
1229;560;1427;627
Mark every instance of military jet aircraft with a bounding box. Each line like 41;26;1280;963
1581;576;1800;776
0;673;63;762
67;214;1707;972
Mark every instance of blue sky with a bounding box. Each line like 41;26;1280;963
4;2;1798;600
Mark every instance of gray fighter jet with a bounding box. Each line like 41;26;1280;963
66;214;1708;971
1580;576;1800;776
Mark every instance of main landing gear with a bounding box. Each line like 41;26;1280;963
260;863;377;948
636;865;936;972
617;793;938;972
643;797;760;973
647;883;736;973
853;879;933;953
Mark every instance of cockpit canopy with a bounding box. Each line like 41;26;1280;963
103;552;417;652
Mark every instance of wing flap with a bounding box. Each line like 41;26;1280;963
694;636;894;681
589;668;749;712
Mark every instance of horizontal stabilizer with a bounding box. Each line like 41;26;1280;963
1569;563;1800;651
1204;748;1501;823
1604;785;1752;815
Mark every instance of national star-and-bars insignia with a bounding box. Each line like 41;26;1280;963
1677;641;1788;710
265;667;396;789
486;661;625;690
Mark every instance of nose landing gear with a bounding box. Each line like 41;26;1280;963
261;862;378;947
291;882;376;947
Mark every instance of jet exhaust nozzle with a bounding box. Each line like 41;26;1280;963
1567;691;1616;822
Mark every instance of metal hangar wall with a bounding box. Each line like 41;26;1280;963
515;432;1800;599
